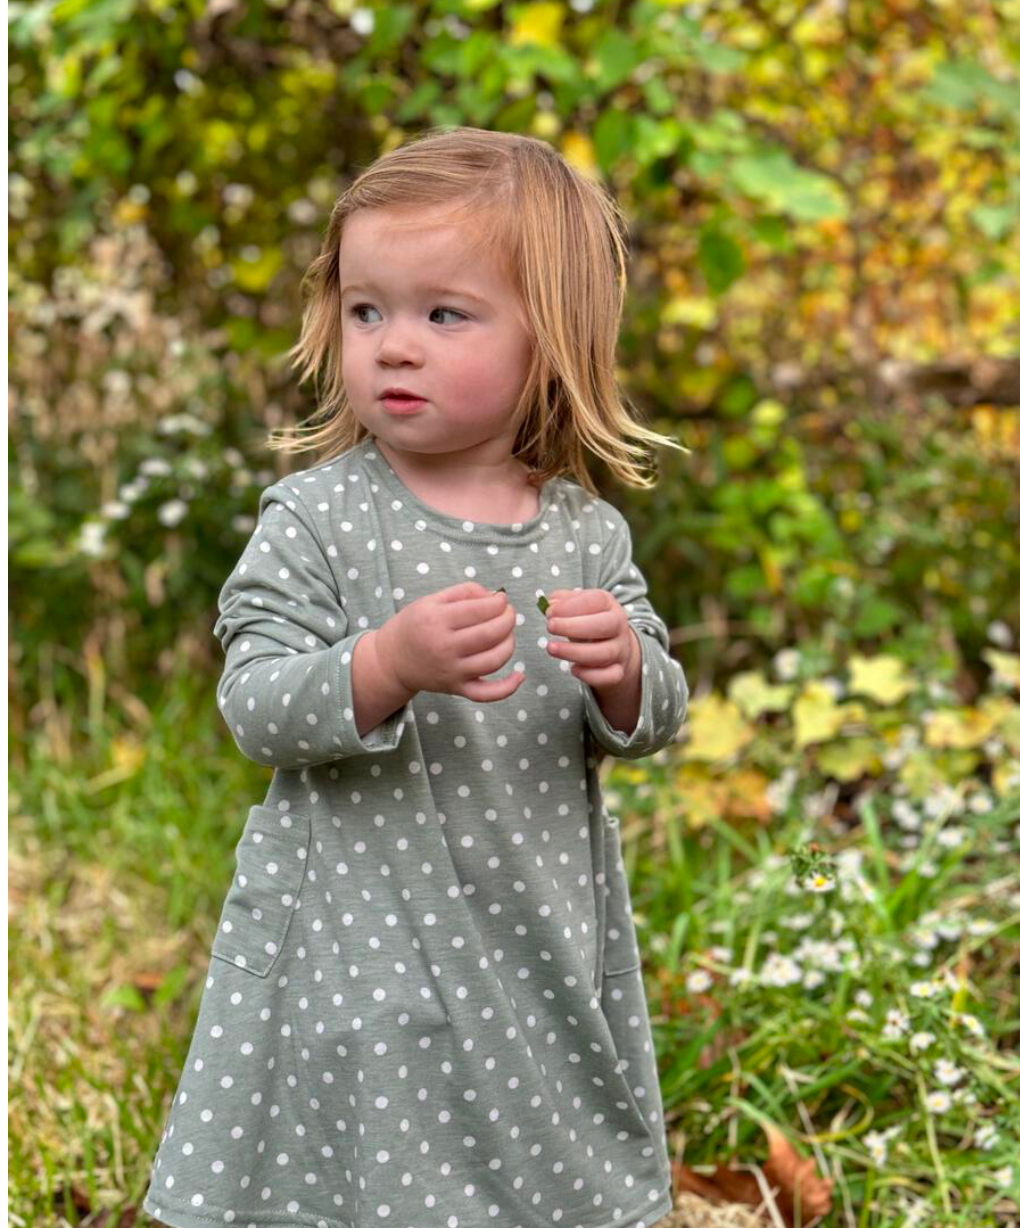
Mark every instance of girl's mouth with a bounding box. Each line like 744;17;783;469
381;395;426;413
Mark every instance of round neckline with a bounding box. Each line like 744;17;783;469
359;435;558;544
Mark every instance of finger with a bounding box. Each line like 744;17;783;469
459;625;518;676
570;663;626;687
445;591;512;630
547;638;620;667
459;670;526;702
546;610;619;641
436;581;496;603
546;588;584;615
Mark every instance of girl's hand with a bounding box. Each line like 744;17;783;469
542;588;640;690
378;582;525;703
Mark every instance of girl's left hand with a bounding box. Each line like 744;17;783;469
543;589;640;689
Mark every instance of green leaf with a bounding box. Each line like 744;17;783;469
590;27;642;92
921;60;1020;115
698;226;744;294
729;150;847;221
971;203;1018;241
750;214;791;252
537;595;550;614
592;108;633;171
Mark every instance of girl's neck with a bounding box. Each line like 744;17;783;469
371;436;542;524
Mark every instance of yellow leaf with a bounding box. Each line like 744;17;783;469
982;696;1020;754
661;294;718;328
561;131;598;178
508;2;565;48
113;199;148;225
793;681;844;748
675;763;772;829
684;694;756;762
816;738;884;783
112;735;146;773
848;654;916;704
991;764;1020;801
924;707;998;751
729;670;795;719
983;649;1020;692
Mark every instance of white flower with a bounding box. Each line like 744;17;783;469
863;1129;890;1164
987;619;1013;648
686;969;713;994
934;1059;964;1087
759;953;803;987
819;675;844;700
805;874;839;893
101;500;130;520
924;1090;952;1114
974;1123;998;1151
909;980;941;1000
854;989;874;1008
892;799;922;830
118;478;149;502
909;1031;936;1053
350;7;375;35
936;826;966;849
967;791;993;814
773;647;801;681
140;457;173;477
967;918;996;938
157;499;189;528
79;521;108;557
173;68;204;95
954;1013;985;1039
728;967;752;988
157;412;212;437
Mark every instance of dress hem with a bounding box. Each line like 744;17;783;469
142;1185;674;1228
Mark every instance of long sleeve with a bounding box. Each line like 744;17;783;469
582;512;689;760
212;481;412;769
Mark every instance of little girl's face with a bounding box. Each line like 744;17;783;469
339;204;534;461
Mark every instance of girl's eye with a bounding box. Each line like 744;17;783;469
348;304;467;325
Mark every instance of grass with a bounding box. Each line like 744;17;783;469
8;650;1020;1228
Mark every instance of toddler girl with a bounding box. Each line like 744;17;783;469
143;125;690;1228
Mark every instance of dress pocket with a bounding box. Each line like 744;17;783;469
210;804;311;978
601;814;644;978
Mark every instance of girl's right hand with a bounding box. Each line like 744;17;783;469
376;582;526;702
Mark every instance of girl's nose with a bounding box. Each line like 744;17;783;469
377;332;424;363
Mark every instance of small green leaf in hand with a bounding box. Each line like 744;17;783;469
537;595;550;614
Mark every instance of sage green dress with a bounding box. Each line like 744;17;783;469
143;434;689;1228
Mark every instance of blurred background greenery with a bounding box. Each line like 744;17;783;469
8;2;1020;1226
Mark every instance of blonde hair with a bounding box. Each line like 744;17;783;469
270;125;689;492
